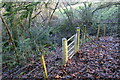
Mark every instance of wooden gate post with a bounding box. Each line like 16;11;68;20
75;27;80;53
62;38;68;64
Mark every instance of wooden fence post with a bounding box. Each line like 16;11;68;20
104;26;106;37
97;26;100;39
84;26;86;43
62;38;68;64
75;27;80;53
41;55;48;78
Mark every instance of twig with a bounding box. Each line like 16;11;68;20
12;64;31;75
48;1;59;23
32;11;42;19
25;66;39;76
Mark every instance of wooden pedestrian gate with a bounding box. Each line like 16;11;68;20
40;25;104;78
62;27;80;64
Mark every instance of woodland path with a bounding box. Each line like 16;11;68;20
2;36;120;79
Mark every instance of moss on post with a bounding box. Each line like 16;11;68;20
62;38;68;65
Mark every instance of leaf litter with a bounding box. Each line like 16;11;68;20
2;37;120;79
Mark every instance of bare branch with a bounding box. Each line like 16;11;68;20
92;2;120;15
